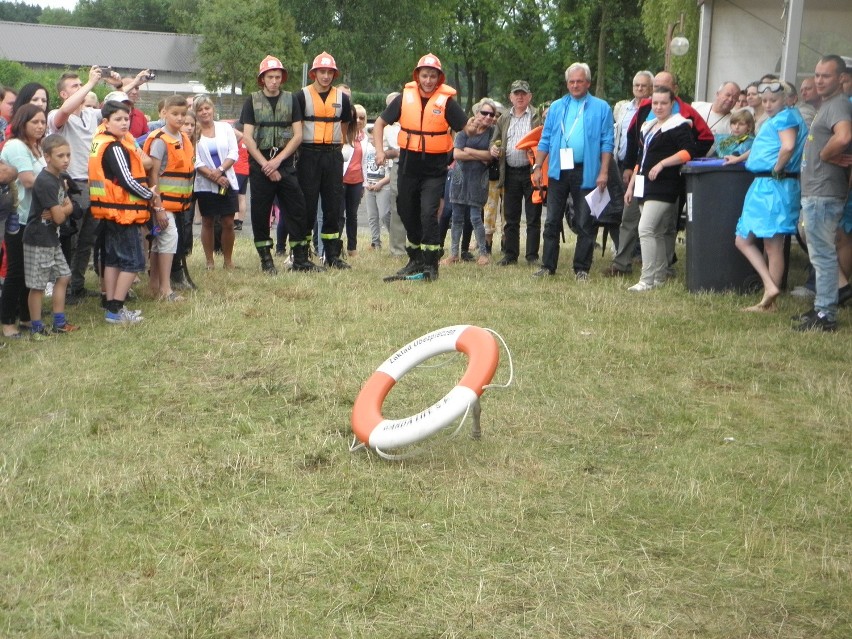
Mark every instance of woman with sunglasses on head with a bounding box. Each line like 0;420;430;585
441;98;499;266
734;81;807;312
0;104;47;338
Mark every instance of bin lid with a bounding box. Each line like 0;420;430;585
682;158;750;175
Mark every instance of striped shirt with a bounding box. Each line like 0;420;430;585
505;108;534;168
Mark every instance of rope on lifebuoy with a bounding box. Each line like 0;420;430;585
349;325;512;458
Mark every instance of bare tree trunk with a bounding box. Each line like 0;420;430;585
596;3;608;98
475;68;489;104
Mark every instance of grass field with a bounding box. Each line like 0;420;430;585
1;232;849;638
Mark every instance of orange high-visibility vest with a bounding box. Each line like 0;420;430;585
88;133;150;224
302;85;343;144
142;129;194;212
397;81;456;154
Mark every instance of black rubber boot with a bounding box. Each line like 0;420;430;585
324;238;351;270
170;255;197;290
291;244;326;272
398;247;424;276
422;249;441;281
257;245;277;275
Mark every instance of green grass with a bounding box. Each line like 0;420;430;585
1;233;849;638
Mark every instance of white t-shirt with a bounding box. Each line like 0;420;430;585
692;101;731;135
47;107;101;180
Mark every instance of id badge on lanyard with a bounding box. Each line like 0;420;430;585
633;174;645;198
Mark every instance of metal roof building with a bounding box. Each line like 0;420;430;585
0;21;200;92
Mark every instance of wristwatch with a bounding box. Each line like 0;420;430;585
531;164;540;172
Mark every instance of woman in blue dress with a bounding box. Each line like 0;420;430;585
734;81;807;311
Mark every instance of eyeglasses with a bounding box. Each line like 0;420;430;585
479;111;496;118
758;82;783;94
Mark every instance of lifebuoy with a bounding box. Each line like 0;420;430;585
351;325;499;451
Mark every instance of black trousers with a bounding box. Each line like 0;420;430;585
502;165;542;262
542;166;597;274
249;159;306;248
69;208;101;293
341;182;364;251
298;147;343;242
397;172;445;248
0;231;31;325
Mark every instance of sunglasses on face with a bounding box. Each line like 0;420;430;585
479;110;496;118
758;82;783;94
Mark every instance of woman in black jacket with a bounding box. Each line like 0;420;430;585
624;87;695;291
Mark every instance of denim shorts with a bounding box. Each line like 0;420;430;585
103;221;146;272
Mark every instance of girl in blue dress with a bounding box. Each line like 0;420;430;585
734;82;807;312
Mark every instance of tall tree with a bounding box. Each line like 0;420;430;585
640;0;698;96
37;7;76;25
73;0;174;31
197;0;302;94
549;0;660;102
0;0;41;22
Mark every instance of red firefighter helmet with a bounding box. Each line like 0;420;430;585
257;55;288;85
309;52;339;80
413;53;445;85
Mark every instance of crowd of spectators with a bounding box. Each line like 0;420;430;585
0;54;850;335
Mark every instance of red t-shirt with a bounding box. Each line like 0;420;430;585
234;141;249;176
129;107;148;139
343;134;363;185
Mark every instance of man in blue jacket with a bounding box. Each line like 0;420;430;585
532;62;614;279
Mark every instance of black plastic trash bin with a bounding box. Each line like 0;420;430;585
682;160;759;293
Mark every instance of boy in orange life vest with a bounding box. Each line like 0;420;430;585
142;95;194;302
89;100;162;324
372;53;469;281
297;51;353;269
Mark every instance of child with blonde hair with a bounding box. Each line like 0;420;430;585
718;109;755;163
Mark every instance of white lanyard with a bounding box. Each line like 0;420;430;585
561;98;586;147
640;125;660;173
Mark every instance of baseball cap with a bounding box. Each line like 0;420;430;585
510;80;531;94
103;91;130;103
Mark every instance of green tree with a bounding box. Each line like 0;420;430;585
289;0;444;92
197;0;303;94
37;7;77;25
70;0;176;32
640;0;698;96
488;0;557;104
0;1;41;23
549;0;658;102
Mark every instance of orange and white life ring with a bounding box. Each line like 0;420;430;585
351;325;500;451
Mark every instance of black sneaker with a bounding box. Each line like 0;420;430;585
790;308;818;322
460;251;475;262
497;257;517;266
233;220;243;231
533;267;554;277
793;311;837;333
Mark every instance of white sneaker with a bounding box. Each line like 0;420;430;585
628;281;656;292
